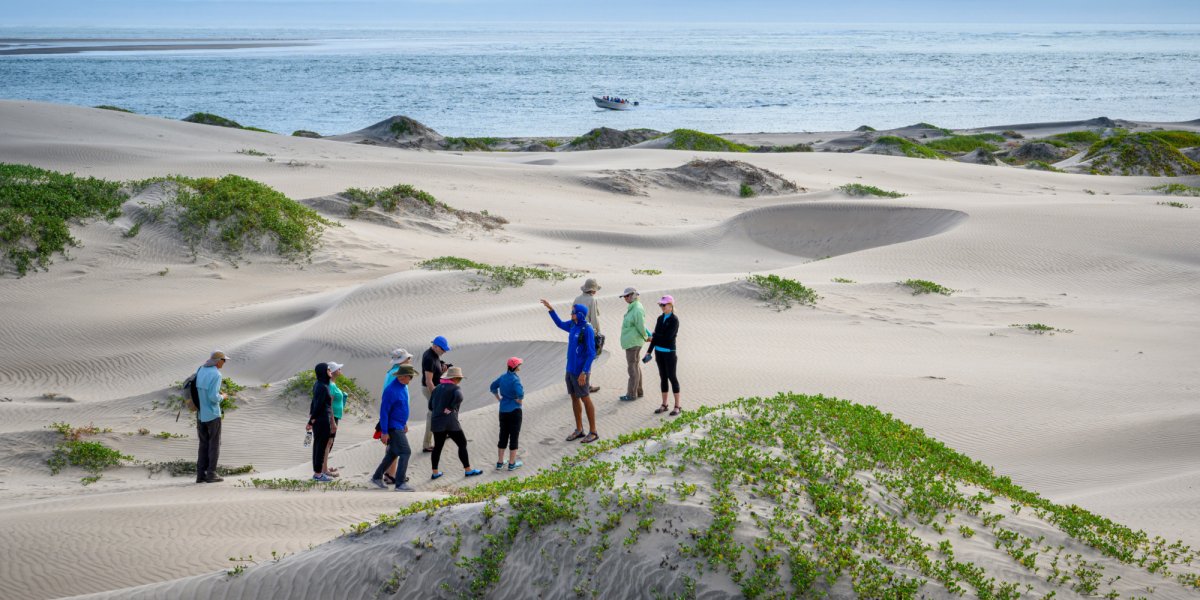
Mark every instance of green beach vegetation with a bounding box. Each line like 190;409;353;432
666;129;752;152
831;277;856;283
1048;130;1103;146
1151;183;1200;197
0;163;127;276
631;268;662;276
145;460;254;477
1010;323;1073;335
1085;133;1200;176
1145;130;1200;149
747;274;820;309
46;422;129;485
1157;201;1193;209
443;137;503;151
283;369;371;416
245;477;363;491
903;279;955;296
838;183;907;198
923;133;1004;154
352;392;1199;599
418;256;571;292
136;175;335;262
739;183;756;198
182;112;273;133
343;183;442;212
94;105;135;113
874;136;944;159
1026;161;1065;173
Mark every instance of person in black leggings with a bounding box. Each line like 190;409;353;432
429;366;483;479
306;363;337;482
645;295;681;416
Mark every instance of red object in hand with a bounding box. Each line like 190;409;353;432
373;430;382;440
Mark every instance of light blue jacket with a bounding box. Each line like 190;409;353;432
196;365;223;422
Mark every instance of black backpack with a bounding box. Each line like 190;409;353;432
182;372;201;412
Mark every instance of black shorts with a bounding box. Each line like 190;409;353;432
329;417;340;439
564;372;590;398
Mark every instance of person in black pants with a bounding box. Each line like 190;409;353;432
429;366;483;479
306;363;337;482
645;295;682;416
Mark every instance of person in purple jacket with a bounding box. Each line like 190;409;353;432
540;299;600;444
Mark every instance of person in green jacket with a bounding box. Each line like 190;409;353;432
322;361;347;478
618;287;652;402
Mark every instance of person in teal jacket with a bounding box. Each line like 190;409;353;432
195;351;229;483
321;361;347;478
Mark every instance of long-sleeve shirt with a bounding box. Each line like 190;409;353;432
549;304;597;374
489;371;525;413
309;382;333;425
573;292;601;334
195;365;223;423
648;312;680;353
379;377;410;432
430;383;464;432
620;300;652;350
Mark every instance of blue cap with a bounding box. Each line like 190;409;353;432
432;336;451;351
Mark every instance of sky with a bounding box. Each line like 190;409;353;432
2;0;1198;27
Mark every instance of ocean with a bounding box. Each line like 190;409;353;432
1;24;1198;137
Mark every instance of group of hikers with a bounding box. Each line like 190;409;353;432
190;279;682;490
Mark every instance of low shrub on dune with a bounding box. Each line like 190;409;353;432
838;183;906;198
923;134;1003;154
666;129;752;152
873;136;944;159
1085;133;1200;176
418;255;571;292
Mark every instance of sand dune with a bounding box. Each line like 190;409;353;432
1;100;1199;598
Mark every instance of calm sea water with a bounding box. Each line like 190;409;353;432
2;24;1199;137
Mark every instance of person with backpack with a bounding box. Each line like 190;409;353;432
194;351;229;483
574;279;604;394
540;299;600;444
371;363;418;491
490;357;525;471
306;363;337;482
429;366;482;480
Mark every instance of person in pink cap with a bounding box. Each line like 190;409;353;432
643;295;682;416
489;357;526;471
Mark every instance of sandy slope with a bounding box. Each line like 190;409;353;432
1;100;1198;599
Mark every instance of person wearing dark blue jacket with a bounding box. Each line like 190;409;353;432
540;298;600;444
371;364;417;491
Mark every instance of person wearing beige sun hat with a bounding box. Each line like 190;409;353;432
573;278;604;393
429;366;482;479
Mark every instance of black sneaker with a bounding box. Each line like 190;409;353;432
204;475;224;483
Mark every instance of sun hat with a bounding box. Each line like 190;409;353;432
396;364;419;377
507;357;523;369
327;362;345;374
432;336;451;352
442;366;465;380
389;348;412;364
658;295;674;305
620;287;638;297
210;351;230;361
581;278;601;293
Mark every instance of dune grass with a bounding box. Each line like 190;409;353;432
95;105;134;113
903;279;954;296
46;422;129;485
343;183;443;213
923;134;1003;154
1085;133;1200;176
739;183;756;198
1151;183;1200;197
631;268;662;276
360;392;1200;599
145;460;254;477
1010;323;1073;335
0;163;128;276
874;136;944;159
666;129;752;152
1157;201;1193;209
838;183;906;198
1026;161;1065;173
282;369;371;416
1145;130;1200;149
444;137;503;151
748;274;820;309
138;175;335;262
182;112;243;128
245;478;364;491
831;277;855;283
419;256;571;292
1048;130;1103;146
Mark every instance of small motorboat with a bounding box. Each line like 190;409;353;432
593;95;639;111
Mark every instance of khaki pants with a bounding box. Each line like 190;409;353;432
422;387;435;449
625;347;643;399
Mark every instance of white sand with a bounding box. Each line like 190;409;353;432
1;99;1198;598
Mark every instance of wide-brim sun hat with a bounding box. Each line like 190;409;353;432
389;348;412;364
581;278;601;293
442;366;465;380
658;295;675;305
396;364;419;377
621;287;638;297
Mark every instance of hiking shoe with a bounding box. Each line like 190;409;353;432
619;395;636;402
589;386;600;393
370;478;387;489
312;473;333;482
204;475;224;483
464;469;483;477
508;460;523;471
394;483;416;492
431;471;444;480
495;462;505;470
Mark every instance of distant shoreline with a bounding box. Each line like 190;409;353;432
0;40;312;55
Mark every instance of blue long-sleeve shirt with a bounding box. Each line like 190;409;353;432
489;371;525;413
195;365;223;423
549;303;597;374
379;377;410;432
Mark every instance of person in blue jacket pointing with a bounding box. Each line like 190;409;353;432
540;298;600;444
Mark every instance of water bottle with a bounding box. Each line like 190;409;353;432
303;430;313;448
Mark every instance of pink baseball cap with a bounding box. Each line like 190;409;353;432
507;357;524;369
658;295;675;305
